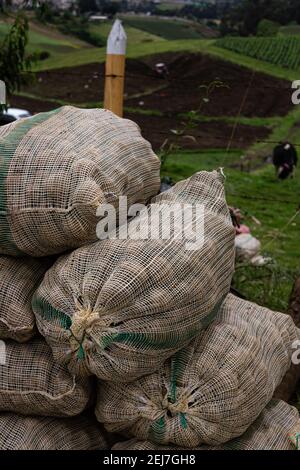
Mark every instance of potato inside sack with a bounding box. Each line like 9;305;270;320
0;413;108;450
111;400;300;451
0;338;92;417
0;106;160;256
96;294;300;447
33;170;235;382
0;255;53;342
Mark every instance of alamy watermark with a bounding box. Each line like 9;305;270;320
291;339;300;365
0;340;6;365
96;197;205;251
291;81;300;105
0;80;6;105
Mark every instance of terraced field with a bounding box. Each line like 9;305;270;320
216;36;300;70
120;15;214;40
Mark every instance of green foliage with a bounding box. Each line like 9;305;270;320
161;149;300;311
0;14;33;100
257;19;280;37
28;50;51;62
56;16;105;47
159;80;229;170
221;0;300;37
232;262;298;312
216;36;300;70
35;2;55;23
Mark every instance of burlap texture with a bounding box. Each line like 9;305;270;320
96;294;300;446
0;256;52;342
0;412;107;450
33;170;235;382
0;338;92;416
0;106;160;256
112;400;300;451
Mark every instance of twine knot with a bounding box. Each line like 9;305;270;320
162;394;189;416
69;300;105;357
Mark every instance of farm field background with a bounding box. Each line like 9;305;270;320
1;12;299;311
216;36;300;70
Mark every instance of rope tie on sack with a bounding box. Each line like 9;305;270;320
162;394;189;415
69;300;104;359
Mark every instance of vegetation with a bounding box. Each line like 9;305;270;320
34;38;211;71
0;13;32;102
161;148;300;312
121;16;204;40
216;36;300;70
257;19;280;37
279;24;300;36
88;21;163;45
221;0;300;37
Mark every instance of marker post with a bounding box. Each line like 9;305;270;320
104;20;127;117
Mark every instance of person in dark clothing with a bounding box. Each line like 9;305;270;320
273;142;298;180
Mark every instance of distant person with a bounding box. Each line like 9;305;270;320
272;141;298;180
155;62;169;79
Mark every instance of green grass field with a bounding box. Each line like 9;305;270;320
216;36;300;71
88;21;164;45
121;16;204;40
156;2;182;11
33;32;300;82
2;15;299;311
0;18;89;57
34;38;211;70
279;24;300;36
161;149;300;311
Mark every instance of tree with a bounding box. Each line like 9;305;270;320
257;19;280;36
0;14;32;108
221;0;300;37
77;0;98;13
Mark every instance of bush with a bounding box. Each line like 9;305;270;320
257;19;280;37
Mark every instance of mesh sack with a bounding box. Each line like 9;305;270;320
0;106;160;257
96;294;300;446
0;412;107;450
0;338;92;416
33;170;235;382
112;400;300;451
0;255;52;342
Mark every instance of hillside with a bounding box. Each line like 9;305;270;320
1;14;299;311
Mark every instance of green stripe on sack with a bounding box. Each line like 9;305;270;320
150;297;226;443
149;416;166;445
0;108;61;255
170;348;189;403
33;295;225;362
100;298;225;351
32;295;72;330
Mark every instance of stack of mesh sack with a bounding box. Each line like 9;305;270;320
0;106;161;449
112;400;300;451
96;294;300;450
3;105;298;451
32;153;300;450
32;170;236;381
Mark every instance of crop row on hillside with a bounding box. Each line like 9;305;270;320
121;16;203;40
216;36;300;70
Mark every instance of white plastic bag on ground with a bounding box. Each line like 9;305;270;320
235;234;261;261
